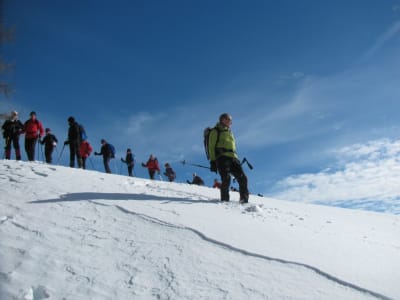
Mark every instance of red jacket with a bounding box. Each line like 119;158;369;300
79;141;93;158
23;119;44;139
142;158;160;172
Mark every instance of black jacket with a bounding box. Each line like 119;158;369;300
2;119;24;138
41;134;58;150
95;143;112;159
67;121;81;143
121;153;134;166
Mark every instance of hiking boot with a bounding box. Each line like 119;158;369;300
221;199;230;202
239;198;248;204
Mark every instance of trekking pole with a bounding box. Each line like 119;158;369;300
241;157;253;170
114;159;118;174
40;143;45;162
36;138;40;161
88;157;95;169
57;144;66;164
2;137;8;159
181;160;210;170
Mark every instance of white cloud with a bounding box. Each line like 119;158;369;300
272;139;400;206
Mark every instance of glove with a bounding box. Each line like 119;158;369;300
94;152;100;155
64;141;69;145
210;161;217;173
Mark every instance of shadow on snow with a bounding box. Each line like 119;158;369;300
29;192;219;205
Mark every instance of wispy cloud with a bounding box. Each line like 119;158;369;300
109;105;214;163
363;21;400;60
272;139;400;208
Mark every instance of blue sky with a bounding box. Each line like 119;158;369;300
2;0;400;202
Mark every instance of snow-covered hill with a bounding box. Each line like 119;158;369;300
0;160;399;299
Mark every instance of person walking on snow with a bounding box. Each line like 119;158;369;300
79;140;93;169
208;113;249;203
94;139;113;173
40;128;58;164
23;111;45;161
64;116;83;168
141;154;160;179
121;148;135;176
187;173;204;186
163;163;176;182
1;110;23;160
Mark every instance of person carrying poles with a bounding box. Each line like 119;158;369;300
1;110;24;160
121;148;135;176
23;111;45;161
141;154;160;179
64;116;83;168
208;113;249;203
163;162;176;182
40;128;58;164
94;139;113;173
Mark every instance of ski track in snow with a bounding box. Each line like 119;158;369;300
0;161;397;299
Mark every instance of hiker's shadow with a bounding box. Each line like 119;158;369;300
30;192;219;205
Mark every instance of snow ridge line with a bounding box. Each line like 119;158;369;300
108;203;393;300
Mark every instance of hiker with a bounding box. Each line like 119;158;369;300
208;113;249;203
141;154;160;179
1;110;23;160
64;116;83;168
121;148;135;176
94;139;113;173
23;111;45;161
213;178;222;189
40;128;58;164
163;162;176;182
79;139;93;169
187;173;204;186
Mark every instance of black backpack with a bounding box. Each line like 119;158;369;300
203;126;220;160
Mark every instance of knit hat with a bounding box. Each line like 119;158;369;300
67;116;75;123
30;111;36;116
45;128;51;133
219;113;232;122
101;139;106;144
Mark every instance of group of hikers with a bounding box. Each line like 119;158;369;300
2;111;249;203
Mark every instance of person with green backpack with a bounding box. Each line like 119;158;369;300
207;113;249;203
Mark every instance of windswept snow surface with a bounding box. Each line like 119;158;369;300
0;161;399;299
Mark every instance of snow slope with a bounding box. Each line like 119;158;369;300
0;160;399;299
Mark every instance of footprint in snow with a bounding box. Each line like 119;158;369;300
23;285;50;300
